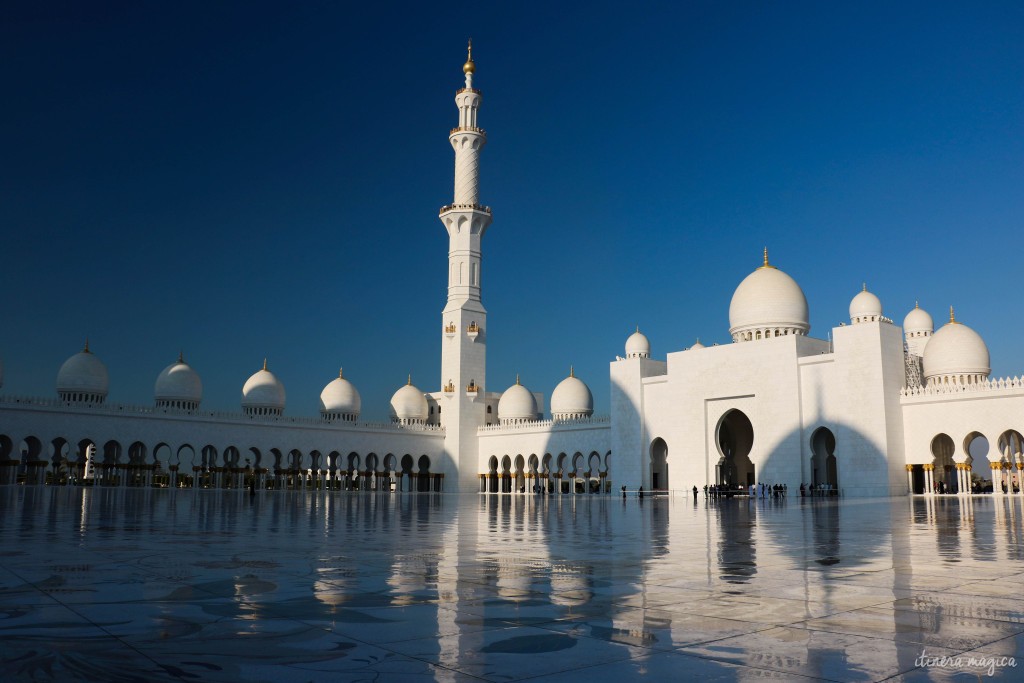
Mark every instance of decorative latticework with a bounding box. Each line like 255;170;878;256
904;341;923;389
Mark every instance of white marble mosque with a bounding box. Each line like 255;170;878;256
4;43;1024;683
2;44;1024;502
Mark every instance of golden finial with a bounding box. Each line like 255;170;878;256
83;338;90;353
463;39;475;74
915;300;919;309
516;373;521;385
178;350;184;364
758;247;776;269
407;374;412;385
949;306;956;324
262;358;268;371
570;365;575;378
338;367;344;379
862;282;867;292
635;324;640;334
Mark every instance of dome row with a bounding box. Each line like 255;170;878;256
623;251;990;387
53;346;361;420
389;370;594;425
49;347;594;425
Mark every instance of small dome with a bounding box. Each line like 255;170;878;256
242;360;286;413
625;327;650;358
155;354;202;407
903;303;933;334
849;284;882;322
689;339;705;350
729;249;809;341
57;342;109;402
498;377;537;423
923;308;990;384
550;368;594;419
320;368;361;418
390;376;428;423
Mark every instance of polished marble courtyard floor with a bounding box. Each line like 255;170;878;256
1;488;1023;681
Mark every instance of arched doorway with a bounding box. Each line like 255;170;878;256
997;430;1023;493
717;410;754;487
417;455;431;492
963;432;987;494
810;427;838;493
400;454;414;492
930;434;955;494
650;438;668;491
487;456;498;493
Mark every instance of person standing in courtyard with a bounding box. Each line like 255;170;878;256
692;485;698;502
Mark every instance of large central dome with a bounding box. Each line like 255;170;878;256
729;249;809;342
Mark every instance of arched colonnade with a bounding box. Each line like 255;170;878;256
480;451;611;494
0;432;442;492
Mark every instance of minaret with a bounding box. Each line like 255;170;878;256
439;41;492;492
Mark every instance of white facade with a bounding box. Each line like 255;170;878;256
2;47;1023;499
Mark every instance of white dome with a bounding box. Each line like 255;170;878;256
849;285;882;322
498;377;537;422
625;328;650;358
154;354;202;406
729;250;809;341
550;368;593;419
923;311;990;383
390;377;428;423
242;360;286;412
903;303;933;333
320;369;361;417
689;339;705;350
57;343;109;401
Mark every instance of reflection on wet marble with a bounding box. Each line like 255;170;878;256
1;488;1023;681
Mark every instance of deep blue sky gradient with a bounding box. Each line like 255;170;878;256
2;1;1022;420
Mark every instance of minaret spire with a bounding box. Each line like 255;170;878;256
440;44;492;305
463;39;475;87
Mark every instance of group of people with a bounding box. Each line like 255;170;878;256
752;483;787;499
800;482;837;496
700;483;788;500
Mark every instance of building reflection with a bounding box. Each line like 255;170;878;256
4;488;1024;682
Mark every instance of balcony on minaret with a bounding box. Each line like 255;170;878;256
450;126;486;135
439;202;492;217
443;380;456;398
444;322;457;339
467;321;480;341
466;380;479;401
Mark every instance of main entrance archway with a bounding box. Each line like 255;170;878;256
650;438;668;491
717;409;754;487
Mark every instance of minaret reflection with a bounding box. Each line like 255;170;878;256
810;500;841;567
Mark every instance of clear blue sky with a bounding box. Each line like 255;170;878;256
2;1;1022;420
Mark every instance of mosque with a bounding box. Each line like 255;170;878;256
1;46;1023;499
